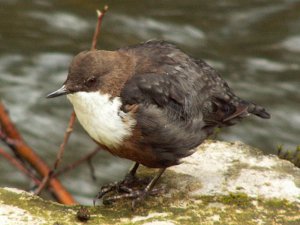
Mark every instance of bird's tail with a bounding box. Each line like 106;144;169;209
222;100;271;124
203;94;271;127
246;102;271;119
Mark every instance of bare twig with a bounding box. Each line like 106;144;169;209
54;147;100;177
87;156;97;181
0;128;20;146
0;129;40;185
34;171;53;195
54;111;76;170
91;5;108;50
0;101;76;204
0;147;41;185
35;112;76;195
0;127;26;164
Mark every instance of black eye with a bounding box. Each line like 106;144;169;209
86;77;96;85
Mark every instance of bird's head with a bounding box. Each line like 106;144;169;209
47;50;127;98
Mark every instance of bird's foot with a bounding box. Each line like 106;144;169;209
102;187;162;210
93;174;150;205
94;167;166;209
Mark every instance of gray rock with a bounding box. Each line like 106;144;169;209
0;141;299;225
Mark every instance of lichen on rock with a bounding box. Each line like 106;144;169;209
0;141;300;225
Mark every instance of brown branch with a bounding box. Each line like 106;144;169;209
54;147;101;177
91;5;108;50
34;170;54;195
0;129;20;146
54;111;76;170
0;104;22;140
1;125;47;190
34;111;76;195
0;147;41;185
0;128;25;163
0;101;76;205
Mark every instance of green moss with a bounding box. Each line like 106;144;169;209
2;141;300;224
1;187;300;225
277;144;300;168
219;192;252;208
264;198;290;209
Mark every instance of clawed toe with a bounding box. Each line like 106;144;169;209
131;191;147;210
102;189;148;209
101;186;163;210
94;179;161;207
93;184;115;205
93;181;133;205
94;167;166;208
102;190;143;205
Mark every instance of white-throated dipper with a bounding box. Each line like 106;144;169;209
47;40;270;206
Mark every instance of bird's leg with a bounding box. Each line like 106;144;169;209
131;167;166;209
94;163;140;204
103;168;166;209
122;162;140;184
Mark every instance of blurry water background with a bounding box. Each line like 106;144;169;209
0;0;299;204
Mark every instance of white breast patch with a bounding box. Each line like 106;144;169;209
67;91;136;149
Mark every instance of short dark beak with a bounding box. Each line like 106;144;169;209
46;85;68;98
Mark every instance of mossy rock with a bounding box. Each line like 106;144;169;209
1;141;300;225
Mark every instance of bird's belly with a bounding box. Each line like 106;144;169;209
67;92;200;167
67;91;136;149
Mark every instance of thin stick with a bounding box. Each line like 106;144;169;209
0;129;39;184
54;147;100;177
0;147;41;185
91;5;108;50
34;111;76;195
87;157;97;181
0;128;26;163
0;128;20;146
34;171;53;195
54;111;76;170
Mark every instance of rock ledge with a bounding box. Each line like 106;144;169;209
0;141;300;225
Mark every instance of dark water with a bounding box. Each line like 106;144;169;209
0;0;299;204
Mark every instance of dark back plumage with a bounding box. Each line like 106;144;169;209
119;40;270;166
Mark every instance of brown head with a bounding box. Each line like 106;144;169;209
47;50;135;98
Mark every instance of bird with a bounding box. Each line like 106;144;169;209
47;40;270;207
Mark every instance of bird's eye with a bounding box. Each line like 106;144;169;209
86;77;96;85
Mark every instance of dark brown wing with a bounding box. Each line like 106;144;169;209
119;40;270;166
119;41;211;166
120;72;208;167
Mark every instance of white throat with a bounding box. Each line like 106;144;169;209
67;91;136;149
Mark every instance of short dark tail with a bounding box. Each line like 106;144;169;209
247;103;271;119
204;95;270;127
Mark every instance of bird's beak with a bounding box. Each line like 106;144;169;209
46;85;68;98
